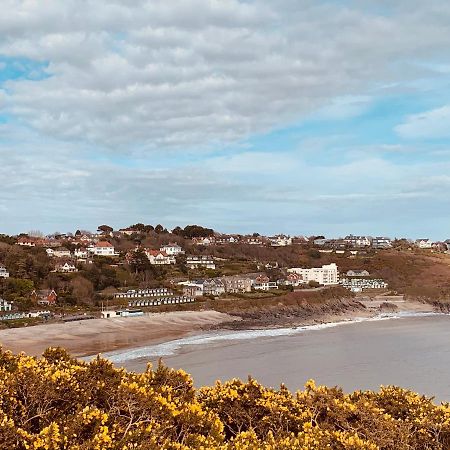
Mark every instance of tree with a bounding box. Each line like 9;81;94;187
155;224;167;234
97;225;113;234
71;276;94;305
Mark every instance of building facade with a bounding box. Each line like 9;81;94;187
288;263;339;285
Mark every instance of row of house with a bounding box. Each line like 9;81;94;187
181;273;278;297
114;288;173;299
340;278;388;293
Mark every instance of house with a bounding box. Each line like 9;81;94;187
31;289;58;306
74;247;88;259
372;237;392;249
245;237;264;246
118;228;137;236
340;278;388;292
214;235;239;245
114;288;173;299
313;238;328;246
288;263;339;286
186;255;216;269
181;279;225;297
253;275;278;291
89;241;116;256
344;235;372;248
220;276;252;293
346;270;370;277
160;243;185;256
416;239;433;249
192;237;215;246
283;272;305;287
145;250;176;265
0;265;9;278
182;282;204;297
47;247;71;258
269;235;292;247
16;237;36;247
0;298;12;312
202;279;226;296
55;262;78;273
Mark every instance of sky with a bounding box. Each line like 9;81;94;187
1;1;450;239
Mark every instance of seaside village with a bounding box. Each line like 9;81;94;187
0;225;445;323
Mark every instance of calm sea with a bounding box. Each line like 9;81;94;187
105;314;450;402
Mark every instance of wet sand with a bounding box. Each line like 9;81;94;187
116;314;450;402
0;310;236;357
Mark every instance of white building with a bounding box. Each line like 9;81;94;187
288;263;339;286
160;243;185;256
344;235;372;248
74;248;88;259
47;247;71;258
186;256;216;269
0;298;12;312
145;250;176;265
89;241;116;256
372;237;392;249
416;239;433;249
55;262;78;273
269;235;292;247
0;266;9;278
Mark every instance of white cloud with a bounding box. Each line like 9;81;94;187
395;105;450;139
1;1;450;149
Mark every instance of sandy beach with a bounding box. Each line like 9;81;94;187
0;310;237;357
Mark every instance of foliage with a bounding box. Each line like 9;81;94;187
1;348;450;449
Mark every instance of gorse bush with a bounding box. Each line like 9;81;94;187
1;347;450;449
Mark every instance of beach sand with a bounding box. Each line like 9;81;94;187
0;310;237;357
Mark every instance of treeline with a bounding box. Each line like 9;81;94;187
0;347;449;449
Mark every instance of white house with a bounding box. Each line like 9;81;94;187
0;298;12;312
372;237;392;249
269;235;292;247
47;247;71;258
89;241;116;256
186;256;216;269
288;263;339;286
416;239;433;249
160;243;185;256
0;266;9;278
145;250;176;265
344;235;372;248
74;248;88;259
55;262;78;273
346;270;370;277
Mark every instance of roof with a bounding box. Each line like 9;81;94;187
146;250;169;257
96;241;114;247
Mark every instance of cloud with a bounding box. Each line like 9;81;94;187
395;105;450;139
1;1;450;149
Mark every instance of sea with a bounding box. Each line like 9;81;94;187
104;313;450;402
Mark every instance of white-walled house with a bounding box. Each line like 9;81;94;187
186;256;216;269
269;235;292;247
74;248;88;259
89;241;116;256
55;262;78;273
160;243;185;256
0;298;12;312
372;237;392;249
416;239;433;249
288;263;339;285
344;235;372;248
47;247;71;258
145;250;176;265
0;266;9;278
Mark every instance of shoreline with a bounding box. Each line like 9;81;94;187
104;309;445;370
0;298;438;359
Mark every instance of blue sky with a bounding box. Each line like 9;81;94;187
1;0;450;239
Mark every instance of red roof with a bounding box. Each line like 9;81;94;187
146;250;168;257
96;241;113;247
